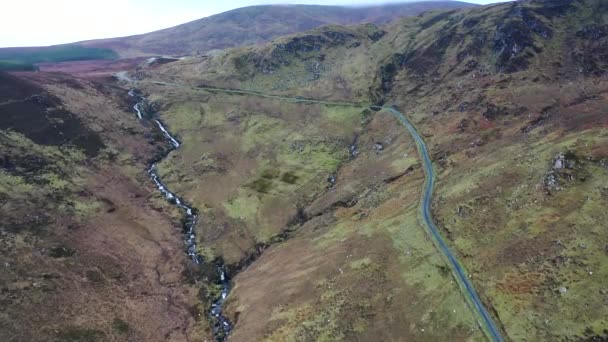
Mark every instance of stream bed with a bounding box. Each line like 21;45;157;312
129;89;233;340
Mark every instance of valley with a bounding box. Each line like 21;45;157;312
127;80;500;339
2;0;608;341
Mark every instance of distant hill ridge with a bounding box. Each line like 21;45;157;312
83;2;477;57
0;1;477;69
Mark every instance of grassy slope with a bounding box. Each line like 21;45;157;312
384;2;608;339
148;88;368;262
383;1;608;340
226;109;483;341
139;0;608;340
140;23;388;101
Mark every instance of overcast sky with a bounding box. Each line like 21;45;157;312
1;0;511;47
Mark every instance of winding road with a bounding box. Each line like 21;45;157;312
384;107;503;342
135;80;504;341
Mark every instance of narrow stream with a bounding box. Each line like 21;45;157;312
128;89;233;340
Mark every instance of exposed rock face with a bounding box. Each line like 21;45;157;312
246;29;361;75
367;28;387;42
573;24;608;75
457;30;488;63
544;152;579;190
372;52;407;103
483;104;527;121
483;104;510;120
576;24;608;40
369;1;568;103
493;5;553;72
370;27;459;103
530;0;577;18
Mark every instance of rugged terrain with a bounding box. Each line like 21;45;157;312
0;72;213;341
2;0;608;341
132;0;608;340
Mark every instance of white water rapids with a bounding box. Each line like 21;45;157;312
128;89;232;340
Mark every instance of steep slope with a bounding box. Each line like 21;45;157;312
132;0;608;340
0;72;214;341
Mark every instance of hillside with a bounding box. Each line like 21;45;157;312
2;0;608;341
132;0;608;340
0;71;215;341
83;2;478;57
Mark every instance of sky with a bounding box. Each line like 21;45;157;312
0;0;510;47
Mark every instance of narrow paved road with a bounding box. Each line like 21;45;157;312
383;107;503;342
138;80;504;341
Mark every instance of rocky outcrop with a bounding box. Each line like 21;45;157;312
544;151;580;191
573;24;608;76
483;104;511;120
370;52;408;104
493;4;553;72
529;0;577;19
576;24;608;40
236;28;362;76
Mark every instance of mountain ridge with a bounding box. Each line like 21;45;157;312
0;1;478;64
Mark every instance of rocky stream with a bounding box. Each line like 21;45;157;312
128;89;233;341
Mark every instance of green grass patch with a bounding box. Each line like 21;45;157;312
223;189;261;224
111;318;130;334
280;171;299;184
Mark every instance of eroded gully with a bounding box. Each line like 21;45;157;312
128;89;232;341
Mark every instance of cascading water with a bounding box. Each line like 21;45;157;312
128;89;233;340
153;119;181;148
129;89;144;119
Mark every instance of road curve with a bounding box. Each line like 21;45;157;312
138;80;504;341
383;107;503;342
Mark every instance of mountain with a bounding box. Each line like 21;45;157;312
2;0;608;341
0;1;478;69
81;2;478;57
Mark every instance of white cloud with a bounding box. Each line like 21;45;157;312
0;0;210;47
